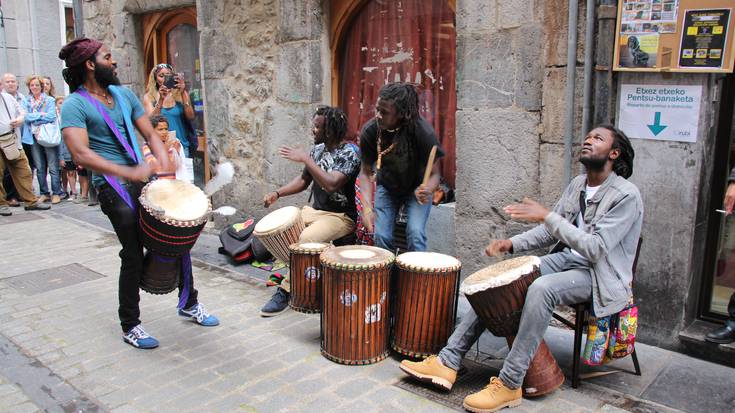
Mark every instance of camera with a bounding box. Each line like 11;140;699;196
163;74;177;89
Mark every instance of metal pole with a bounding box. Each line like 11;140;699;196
581;0;595;139
563;0;579;188
73;0;84;37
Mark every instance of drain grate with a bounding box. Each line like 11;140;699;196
0;212;44;225
395;359;501;411
1;263;105;295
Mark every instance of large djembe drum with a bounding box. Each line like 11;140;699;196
392;252;461;358
253;206;305;263
138;179;211;294
320;245;394;365
289;241;331;313
460;256;565;397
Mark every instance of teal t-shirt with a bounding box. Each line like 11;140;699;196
61;87;145;187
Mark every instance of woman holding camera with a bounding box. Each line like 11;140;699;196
143;63;196;157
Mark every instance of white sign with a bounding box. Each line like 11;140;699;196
618;84;702;143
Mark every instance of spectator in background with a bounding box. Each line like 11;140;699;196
42;76;57;98
141;115;186;180
143;64;196;157
2;73;28;206
22;75;59;204
0;89;50;216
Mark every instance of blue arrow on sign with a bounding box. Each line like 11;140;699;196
647;112;667;136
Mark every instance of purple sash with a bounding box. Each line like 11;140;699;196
76;90;139;211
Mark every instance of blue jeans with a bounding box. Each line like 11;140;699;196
374;184;432;252
31;140;61;196
438;250;593;389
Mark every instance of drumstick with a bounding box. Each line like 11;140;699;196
422;145;438;187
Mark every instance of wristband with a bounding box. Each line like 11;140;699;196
274;190;280;199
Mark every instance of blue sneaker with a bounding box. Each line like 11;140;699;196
123;325;159;349
178;303;220;326
260;287;290;317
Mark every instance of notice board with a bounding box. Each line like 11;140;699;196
613;0;735;73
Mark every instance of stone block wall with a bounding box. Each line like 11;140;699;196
81;0;329;221
454;0;586;276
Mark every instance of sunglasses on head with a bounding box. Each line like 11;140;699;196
155;63;173;72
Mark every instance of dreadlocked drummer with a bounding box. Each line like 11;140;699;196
260;106;361;317
358;82;444;252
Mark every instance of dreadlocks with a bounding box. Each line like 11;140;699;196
314;105;348;146
599;124;635;179
62;62;90;93
378;82;420;134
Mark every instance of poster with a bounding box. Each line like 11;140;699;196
618;84;702;143
618;33;660;68
621;0;680;34
679;8;731;68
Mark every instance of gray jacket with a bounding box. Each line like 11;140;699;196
510;172;644;317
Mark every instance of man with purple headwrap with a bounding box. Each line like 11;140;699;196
59;38;219;349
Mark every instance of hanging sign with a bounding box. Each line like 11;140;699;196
618;84;702;143
679;8;731;68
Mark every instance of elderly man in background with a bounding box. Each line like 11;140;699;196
2;73;28;206
0;88;50;216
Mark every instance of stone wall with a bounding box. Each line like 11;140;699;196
198;0;327;220
619;73;715;347
81;0;329;221
454;0;586;276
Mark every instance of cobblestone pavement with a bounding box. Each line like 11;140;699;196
0;204;727;412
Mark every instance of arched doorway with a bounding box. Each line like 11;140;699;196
331;0;457;188
142;8;209;183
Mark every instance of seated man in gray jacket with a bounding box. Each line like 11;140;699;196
399;125;643;412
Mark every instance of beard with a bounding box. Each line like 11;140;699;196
579;153;608;171
94;64;121;88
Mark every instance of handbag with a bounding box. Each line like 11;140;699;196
0;95;21;160
36;120;61;147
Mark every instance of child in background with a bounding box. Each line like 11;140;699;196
142;115;186;179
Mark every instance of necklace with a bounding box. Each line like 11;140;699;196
376;129;397;170
88;89;112;105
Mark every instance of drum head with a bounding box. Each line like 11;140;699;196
460;256;541;296
320;245;394;270
290;241;331;254
142;179;210;222
254;206;301;235
396;251;460;271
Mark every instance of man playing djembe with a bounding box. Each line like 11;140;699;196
59;38;219;350
260;105;361;317
399;125;643;412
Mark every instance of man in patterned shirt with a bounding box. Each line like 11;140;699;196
260;106;360;317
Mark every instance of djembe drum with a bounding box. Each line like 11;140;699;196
320;245;394;365
289;241;331;313
253;206;305;263
460;256;565;397
138;179;211;294
392;252;461;358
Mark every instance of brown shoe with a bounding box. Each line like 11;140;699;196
38;195;48;203
7;198;20;207
24;202;51;211
463;377;522;413
51;195;61;204
399;355;457;391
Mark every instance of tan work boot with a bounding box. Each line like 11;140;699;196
38;195;48;203
51;195;61;204
399;355;457;391
463;377;522;413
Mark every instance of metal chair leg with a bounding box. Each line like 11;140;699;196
572;305;586;388
631;348;642;376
